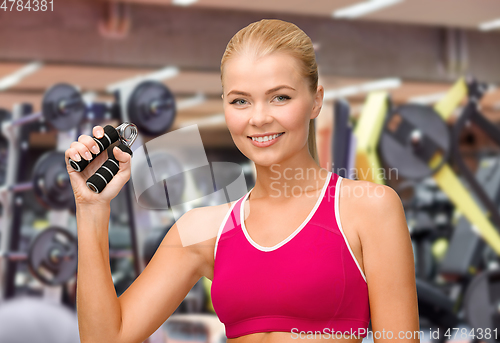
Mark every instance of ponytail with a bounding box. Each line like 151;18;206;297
308;118;319;165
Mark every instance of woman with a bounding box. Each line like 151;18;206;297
66;19;419;343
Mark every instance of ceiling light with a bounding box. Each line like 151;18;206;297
172;0;198;6
479;18;500;31
333;0;405;19
323;78;401;100
0;61;43;91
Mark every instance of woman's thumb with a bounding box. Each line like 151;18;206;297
113;146;131;164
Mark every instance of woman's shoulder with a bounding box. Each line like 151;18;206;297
339;177;396;206
338;177;404;232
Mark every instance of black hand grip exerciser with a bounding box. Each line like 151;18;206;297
68;125;120;172
86;143;134;194
68;122;138;194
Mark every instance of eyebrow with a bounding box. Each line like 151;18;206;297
226;85;296;97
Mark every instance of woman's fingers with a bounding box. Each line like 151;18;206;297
113;146;131;164
65;146;81;164
92;125;104;139
112;147;131;180
113;147;131;175
68;127;104;163
78;149;109;179
78;134;100;158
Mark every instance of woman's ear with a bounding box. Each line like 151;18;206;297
311;85;324;120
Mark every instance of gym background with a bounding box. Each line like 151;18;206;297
1;0;500;342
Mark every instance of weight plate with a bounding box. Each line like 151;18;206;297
28;226;78;286
32;151;76;210
127;81;176;136
464;268;500;342
133;151;185;209
42;83;85;131
379;104;450;180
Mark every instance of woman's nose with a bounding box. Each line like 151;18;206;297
248;103;273;127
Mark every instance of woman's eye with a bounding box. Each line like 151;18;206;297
230;99;247;105
274;95;291;102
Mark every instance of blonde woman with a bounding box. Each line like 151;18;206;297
67;19;419;343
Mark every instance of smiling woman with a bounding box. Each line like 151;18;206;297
71;17;419;343
209;18;419;343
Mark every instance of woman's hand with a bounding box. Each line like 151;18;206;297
64;125;131;207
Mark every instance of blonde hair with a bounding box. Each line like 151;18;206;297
220;19;319;164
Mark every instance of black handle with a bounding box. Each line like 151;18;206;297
68;125;120;172
85;143;133;194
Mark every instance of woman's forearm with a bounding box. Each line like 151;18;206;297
76;203;122;343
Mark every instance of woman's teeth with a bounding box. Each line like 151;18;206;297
251;132;284;142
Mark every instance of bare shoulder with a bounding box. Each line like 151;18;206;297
339;178;403;230
174;200;238;280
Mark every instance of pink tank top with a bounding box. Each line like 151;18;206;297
211;172;370;339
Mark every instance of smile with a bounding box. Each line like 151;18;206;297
248;132;284;147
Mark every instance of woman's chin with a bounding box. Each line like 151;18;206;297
248;154;284;168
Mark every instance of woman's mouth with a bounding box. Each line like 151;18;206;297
247;132;285;147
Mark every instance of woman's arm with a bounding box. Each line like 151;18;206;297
359;183;420;342
65;125;134;342
76;203;123;342
66;126;211;343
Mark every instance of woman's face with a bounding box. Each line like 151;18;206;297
222;51;323;167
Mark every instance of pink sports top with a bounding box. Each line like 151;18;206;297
211;171;370;339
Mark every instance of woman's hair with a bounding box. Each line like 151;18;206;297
220;19;319;164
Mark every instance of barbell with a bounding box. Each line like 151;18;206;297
1;79;177;145
0;226;134;286
0;227;77;286
0;151;75;211
0;83;85;133
127;80;176;136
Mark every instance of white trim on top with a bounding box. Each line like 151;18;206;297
241;171;333;252
334;175;368;283
213;199;239;261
